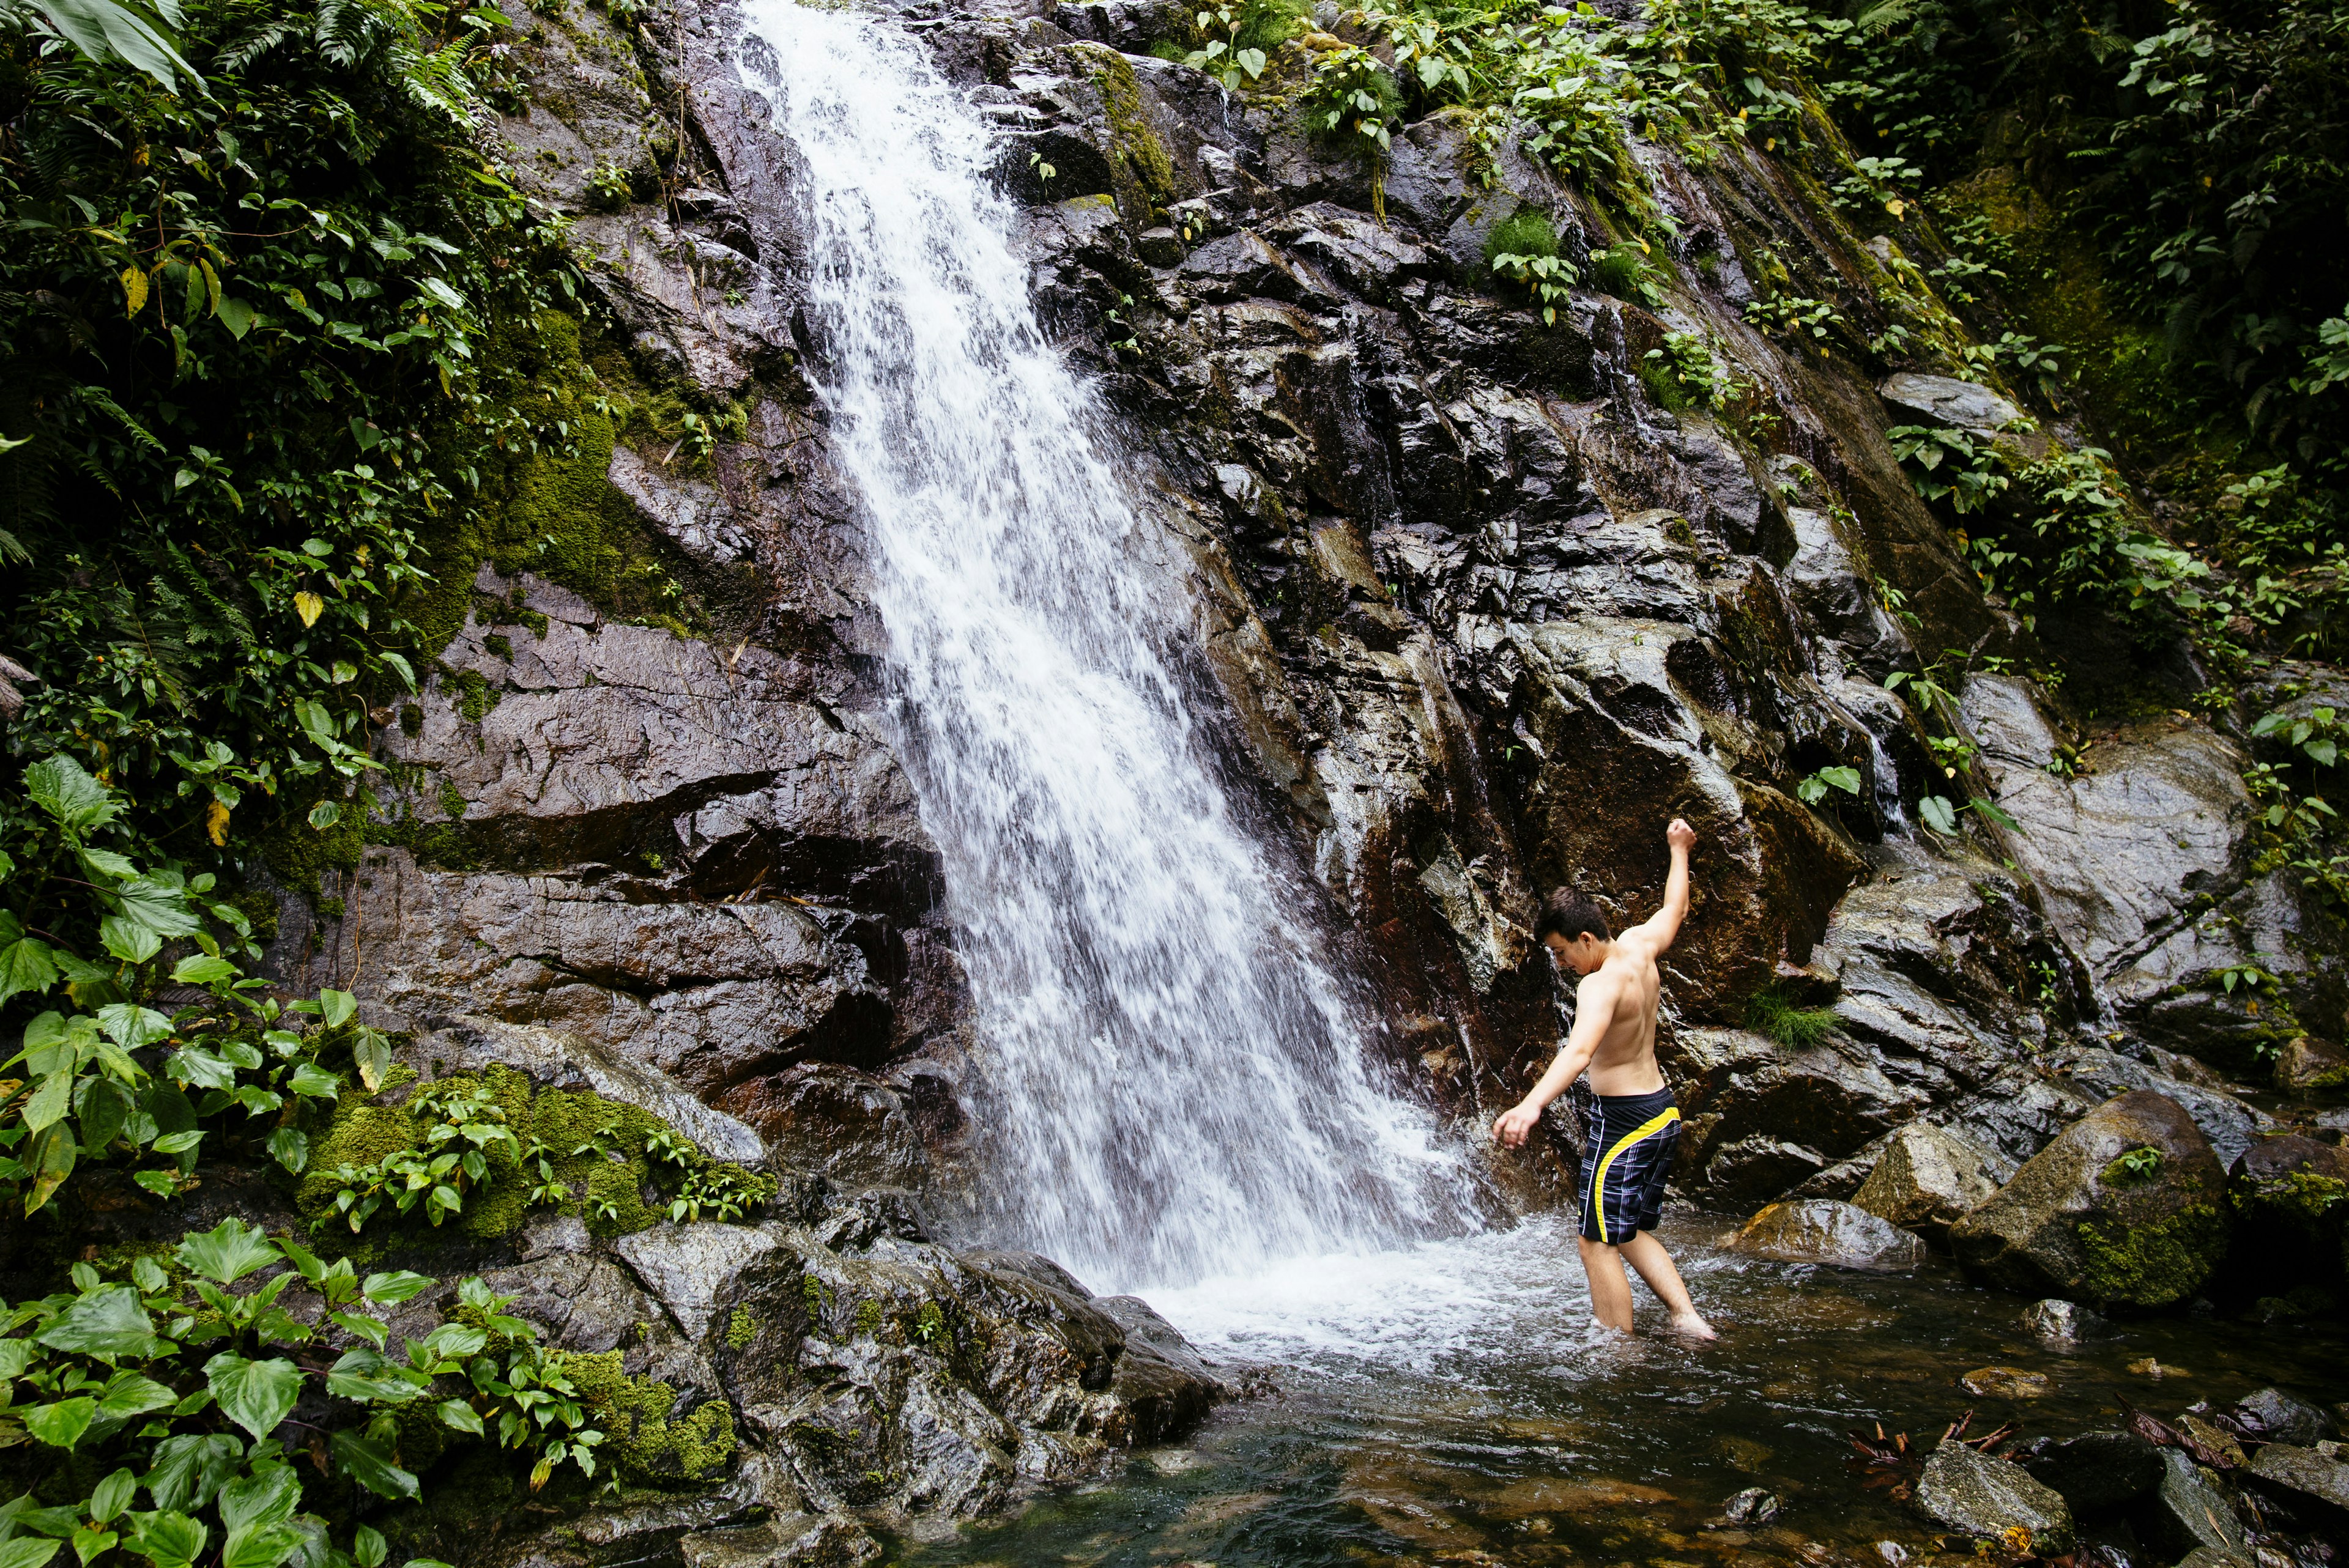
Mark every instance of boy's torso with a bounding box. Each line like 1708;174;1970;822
1583;945;1666;1096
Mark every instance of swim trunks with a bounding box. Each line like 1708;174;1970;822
1578;1086;1680;1243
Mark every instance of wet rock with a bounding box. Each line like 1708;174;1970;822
1852;1121;2002;1236
2144;1449;2248;1557
2229;1388;2332;1446
2171;1550;2254;1568
1722;1486;1781;1524
2243;1443;2349;1519
1095;1295;1222;1444
1949;1090;2230;1309
1674;1028;1924;1205
2046;1045;2268;1170
615;1222;781;1341
1721;1199;1926;1271
679;1513;881;1568
2013;1429;2162;1513
1914;1441;2076;1553
2019;1298;2106;1347
1877;372;2024;434
719;1063;929;1193
2273;1034;2349;1092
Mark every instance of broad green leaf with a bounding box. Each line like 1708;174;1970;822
70;1527;117;1568
21;1400;94;1449
317;990;357;1029
351;1528;385;1568
88;1470;136;1525
410;1323;484;1363
0;1540;62;1568
176;1218;280;1284
286;1063;340;1100
220;1526;304;1568
37;1284;160;1357
143;1434;243;1512
266;1127;308;1174
168;955;238;987
0;1497;82;1540
0;940;61;1007
150;1131;204;1153
28;0;203;93
162;1045;238;1090
351;1028;392;1092
95;1372;176;1420
326;1350;423;1404
77;1078;136;1153
98;918;162;965
328;1424;418;1501
434;1399;483;1435
23;756;117;834
1918;794;1958;835
360;1270;431;1306
327;1310;387;1348
216;1468;298;1535
26;1116;77;1214
122;1511;206;1568
203;1354;301;1441
109;876;203;940
216;298;256;338
21;1074;72;1135
96;1005;171;1051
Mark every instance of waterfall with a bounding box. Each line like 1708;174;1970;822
738;1;1474;1290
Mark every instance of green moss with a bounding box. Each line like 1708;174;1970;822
724;1307;755;1350
482;633;513;662
2236;1169;2347;1223
802;1272;829;1333
436;778;468;822
1071;44;1175;212
399;703;424;736
451;668;500;724
560;1351;737;1484
2076;1202;2227;1308
256;782;366;899
853;1300;884;1337
221;887;280;945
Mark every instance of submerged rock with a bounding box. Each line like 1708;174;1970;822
1721;1486;1781;1524
1913;1442;2075;1553
1721;1200;1925;1271
2019;1298;2106;1347
1948;1090;2229;1308
1852;1121;2002;1236
1958;1366;2050;1399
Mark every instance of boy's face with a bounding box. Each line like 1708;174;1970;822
1545;931;1606;975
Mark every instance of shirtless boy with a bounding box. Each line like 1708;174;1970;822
1493;818;1716;1340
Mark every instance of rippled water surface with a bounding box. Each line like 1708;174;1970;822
900;1216;2348;1567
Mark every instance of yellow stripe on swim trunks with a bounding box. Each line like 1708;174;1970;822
1592;1106;1681;1243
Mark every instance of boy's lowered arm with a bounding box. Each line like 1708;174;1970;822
1493;969;1620;1148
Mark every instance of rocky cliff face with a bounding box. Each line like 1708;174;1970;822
253;0;2349;1545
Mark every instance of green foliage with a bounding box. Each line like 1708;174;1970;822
0;760;374;1213
0;0;577;871
1587;245;1664;306
1482;207;1557;268
557;1353;733;1484
1639;330;1730;412
0;1218;603;1568
2076;1200;2226;1309
2104;1145;2165;1185
1743;293;1844;349
1184;1;1271;87
1743;987;1838;1048
1794;764;1861;807
1302;44;1401;155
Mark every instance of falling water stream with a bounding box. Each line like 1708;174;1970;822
738;0;1474;1294
733;7;2346;1562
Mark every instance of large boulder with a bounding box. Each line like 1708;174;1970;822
1721;1199;1925;1271
2143;1449;2249;1557
2244;1443;2349;1522
1914;1442;2075;1553
1949;1090;2229;1308
1852;1121;2003;1235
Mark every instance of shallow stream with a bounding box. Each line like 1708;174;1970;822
901;1216;2347;1567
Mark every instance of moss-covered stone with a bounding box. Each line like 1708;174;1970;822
559;1351;737;1484
2076;1202;2227;1309
1068;43;1175;220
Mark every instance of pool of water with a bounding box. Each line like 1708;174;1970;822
901;1215;2349;1567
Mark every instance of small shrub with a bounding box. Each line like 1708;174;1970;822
1745;987;1839;1048
1483;207;1560;269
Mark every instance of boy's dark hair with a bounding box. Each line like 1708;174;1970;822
1535;888;1611;945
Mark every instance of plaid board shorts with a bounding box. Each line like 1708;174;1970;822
1578;1087;1681;1243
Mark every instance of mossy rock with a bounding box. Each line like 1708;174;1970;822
558;1350;737;1484
1950;1090;2230;1309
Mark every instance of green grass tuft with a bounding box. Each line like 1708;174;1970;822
1744;988;1840;1048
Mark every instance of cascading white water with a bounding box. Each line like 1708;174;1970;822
738;1;1475;1291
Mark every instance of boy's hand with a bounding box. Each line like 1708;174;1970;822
1666;817;1696;852
1493;1101;1542;1148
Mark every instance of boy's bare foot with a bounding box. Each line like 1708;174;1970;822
1669;1311;1718;1341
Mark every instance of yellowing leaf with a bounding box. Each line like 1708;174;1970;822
199;259;222;317
205;799;231;846
121;267;149;317
293;591;324;628
1885;198;1906;217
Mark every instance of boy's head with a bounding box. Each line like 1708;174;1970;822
1535;888;1612;974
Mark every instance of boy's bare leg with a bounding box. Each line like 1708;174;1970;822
1619;1230;1718;1339
1576;1237;1636;1333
